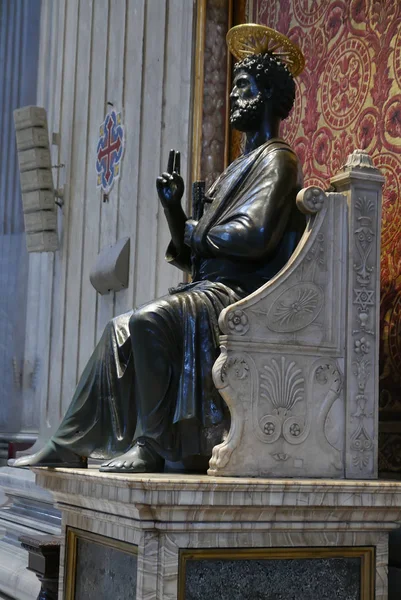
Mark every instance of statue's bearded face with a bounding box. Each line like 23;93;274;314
230;69;266;132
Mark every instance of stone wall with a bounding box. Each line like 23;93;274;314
22;0;195;444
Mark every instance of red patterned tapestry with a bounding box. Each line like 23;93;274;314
252;0;401;474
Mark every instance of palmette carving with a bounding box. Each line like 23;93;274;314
354;197;375;286
260;357;304;411
254;357;343;469
351;424;374;469
257;357;307;445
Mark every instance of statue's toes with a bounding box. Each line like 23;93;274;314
99;459;119;471
10;455;34;467
123;459;145;471
114;460;126;469
100;459;137;472
99;443;164;473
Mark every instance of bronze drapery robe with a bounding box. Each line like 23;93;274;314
50;139;305;462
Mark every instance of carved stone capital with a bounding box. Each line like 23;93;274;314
343;149;377;172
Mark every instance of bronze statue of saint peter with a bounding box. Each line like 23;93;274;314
12;26;306;473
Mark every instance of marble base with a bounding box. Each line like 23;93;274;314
0;467;61;600
33;468;401;600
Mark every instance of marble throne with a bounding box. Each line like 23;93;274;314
209;149;384;480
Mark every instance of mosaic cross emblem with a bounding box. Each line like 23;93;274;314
96;109;124;195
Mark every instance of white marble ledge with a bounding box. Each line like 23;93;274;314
33;467;401;509
32;469;401;534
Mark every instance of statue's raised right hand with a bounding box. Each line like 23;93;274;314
156;149;184;209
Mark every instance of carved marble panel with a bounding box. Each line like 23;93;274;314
210;348;344;477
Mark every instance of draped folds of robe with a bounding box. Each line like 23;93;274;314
51;139;305;462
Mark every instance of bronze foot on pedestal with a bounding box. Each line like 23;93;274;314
8;441;87;469
99;439;164;473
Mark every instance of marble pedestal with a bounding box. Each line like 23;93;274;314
34;468;401;600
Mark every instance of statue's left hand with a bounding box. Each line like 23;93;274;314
156;149;184;209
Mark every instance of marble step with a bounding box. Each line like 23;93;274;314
0;509;60;543
0;542;40;600
0;467;60;600
0;517;58;548
2;492;60;529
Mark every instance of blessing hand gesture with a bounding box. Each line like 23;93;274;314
156;149;185;209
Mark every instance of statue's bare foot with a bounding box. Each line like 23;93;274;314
9;442;87;469
99;440;164;473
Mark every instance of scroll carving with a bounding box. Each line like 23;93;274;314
209;349;251;473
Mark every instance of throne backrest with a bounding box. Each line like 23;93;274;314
209;150;384;480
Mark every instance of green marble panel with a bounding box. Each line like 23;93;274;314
73;536;137;600
184;556;362;600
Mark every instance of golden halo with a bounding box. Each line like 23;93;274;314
226;24;305;77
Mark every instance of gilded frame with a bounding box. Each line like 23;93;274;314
191;0;248;185
191;0;235;183
178;546;375;600
64;527;138;600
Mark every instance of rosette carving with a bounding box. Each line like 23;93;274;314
267;283;324;333
296;186;327;215
227;309;249;335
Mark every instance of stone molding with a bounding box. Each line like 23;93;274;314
34;468;401;525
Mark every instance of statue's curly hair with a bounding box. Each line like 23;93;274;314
233;53;295;119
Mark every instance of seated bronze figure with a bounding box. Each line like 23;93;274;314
13;26;306;473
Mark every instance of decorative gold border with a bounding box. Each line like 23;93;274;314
223;0;234;170
178;546;375;600
191;0;234;183
64;527;138;600
191;0;207;183
229;0;248;162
